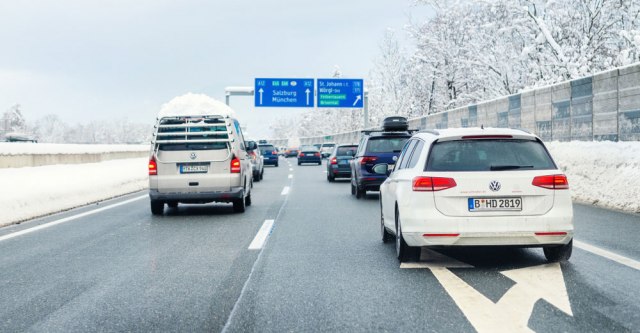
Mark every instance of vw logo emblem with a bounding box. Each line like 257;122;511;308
190;152;197;160
489;180;501;192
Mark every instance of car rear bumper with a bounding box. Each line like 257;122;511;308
298;157;321;164
149;187;244;203
357;177;385;191
403;231;573;247
263;158;278;165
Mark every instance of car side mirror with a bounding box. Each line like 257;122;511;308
246;141;257;150
372;163;390;176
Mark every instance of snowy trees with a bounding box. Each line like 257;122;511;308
2;104;27;133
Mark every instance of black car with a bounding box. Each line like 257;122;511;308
350;116;415;198
326;144;358;182
259;143;279;167
297;145;322;165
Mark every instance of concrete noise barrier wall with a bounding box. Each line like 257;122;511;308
296;63;640;145
0;151;148;168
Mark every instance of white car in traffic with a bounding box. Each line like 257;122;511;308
375;128;573;262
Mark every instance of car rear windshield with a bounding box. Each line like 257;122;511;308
259;145;276;154
426;139;556;172
365;137;409;153
300;145;318;152
336;146;357;156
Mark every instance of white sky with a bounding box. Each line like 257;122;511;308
0;0;433;138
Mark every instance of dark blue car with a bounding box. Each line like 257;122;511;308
297;145;322;165
259;144;279;167
350;117;413;198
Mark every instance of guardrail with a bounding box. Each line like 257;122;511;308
0;151;148;168
295;63;640;145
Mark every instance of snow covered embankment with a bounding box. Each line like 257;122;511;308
546;141;640;214
0;158;148;227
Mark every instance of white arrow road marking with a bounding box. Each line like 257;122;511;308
403;250;573;333
258;88;264;105
353;95;362;106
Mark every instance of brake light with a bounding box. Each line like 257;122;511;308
230;156;241;173
299;153;304;157
330;157;337;165
148;157;157;175
314;152;321;157
532;174;569;190
272;151;278;155
360;156;377;165
461;135;513;139
412;177;457;191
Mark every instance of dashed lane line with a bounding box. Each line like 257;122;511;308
281;186;290;195
0;195;147;243
247;220;275;250
575;240;640;271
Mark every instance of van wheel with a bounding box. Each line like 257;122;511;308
246;192;252;206
259;170;264;180
150;200;164;215
543;240;573;262
233;197;246;213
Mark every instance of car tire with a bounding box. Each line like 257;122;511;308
233;196;246;213
351;182;356;195
381;202;393;243
318;162;321;166
543;239;573;262
396;211;420;262
298;162;301;166
150;200;164;215
259;169;264;181
245;192;252;206
253;172;260;182
167;202;178;209
275;163;279;167
355;186;365;199
327;173;335;182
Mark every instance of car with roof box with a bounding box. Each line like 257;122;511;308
374;127;573;263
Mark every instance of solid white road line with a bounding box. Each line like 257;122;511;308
575;240;640;271
248;220;275;250
0;195;147;243
281;186;290;195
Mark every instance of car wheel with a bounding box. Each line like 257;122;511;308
355;185;365;199
351;182;356;195
543;239;573;262
381;202;393;243
233;196;246;213
396;210;420;262
318;162;321;166
245;192;252;206
259;170;264;181
327;173;335;182
253;172;259;182
150;200;164;215
298;162;301;166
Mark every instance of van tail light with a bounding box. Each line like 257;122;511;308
360;156;377;165
413;177;457;191
148;157;158;175
532;174;569;190
330;157;337;165
230;156;241;173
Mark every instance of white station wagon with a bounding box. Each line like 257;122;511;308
375;128;574;262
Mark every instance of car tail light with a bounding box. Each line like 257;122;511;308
330;157;337;165
314;152;321;157
360;156;377;165
230;156;241;173
532;174;569;190
299;153;304;157
412;177;457;191
148;157;157;175
272;151;278;155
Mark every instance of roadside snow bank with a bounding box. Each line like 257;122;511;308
0;143;147;155
0;158;148;227
546;141;640;213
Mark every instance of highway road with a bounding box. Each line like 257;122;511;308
1;157;639;332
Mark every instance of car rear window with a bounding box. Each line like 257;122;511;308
300;145;318;151
259;145;275;154
426;139;556;172
365;137;409;153
336;146;357;156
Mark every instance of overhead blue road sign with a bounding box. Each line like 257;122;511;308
317;79;364;108
255;78;315;107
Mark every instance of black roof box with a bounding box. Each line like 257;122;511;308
382;116;408;131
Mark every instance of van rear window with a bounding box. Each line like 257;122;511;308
159;143;228;151
426;139;556;171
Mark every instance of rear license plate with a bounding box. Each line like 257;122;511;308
338;160;348;165
468;197;522;211
180;164;209;173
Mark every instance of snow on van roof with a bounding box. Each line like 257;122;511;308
158;93;235;118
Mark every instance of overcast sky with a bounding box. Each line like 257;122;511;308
0;0;432;138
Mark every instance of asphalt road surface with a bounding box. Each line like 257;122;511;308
1;157;638;332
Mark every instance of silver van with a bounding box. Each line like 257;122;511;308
148;110;254;215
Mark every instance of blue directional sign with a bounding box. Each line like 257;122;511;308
317;79;364;108
255;78;315;107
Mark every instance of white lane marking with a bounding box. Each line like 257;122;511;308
0;195;147;242
289;168;293;171
575;240;640;271
288;174;293;179
248;219;275;250
280;186;290;195
403;249;572;333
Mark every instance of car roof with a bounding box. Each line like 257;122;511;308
413;127;537;141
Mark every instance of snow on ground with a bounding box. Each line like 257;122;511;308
546;141;640;214
0;141;638;227
0;158;148;227
0;143;148;155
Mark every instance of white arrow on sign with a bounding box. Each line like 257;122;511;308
306;89;311;106
353;95;362;106
259;88;264;105
403;249;573;333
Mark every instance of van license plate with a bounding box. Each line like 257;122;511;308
180;164;209;173
468;197;522;211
